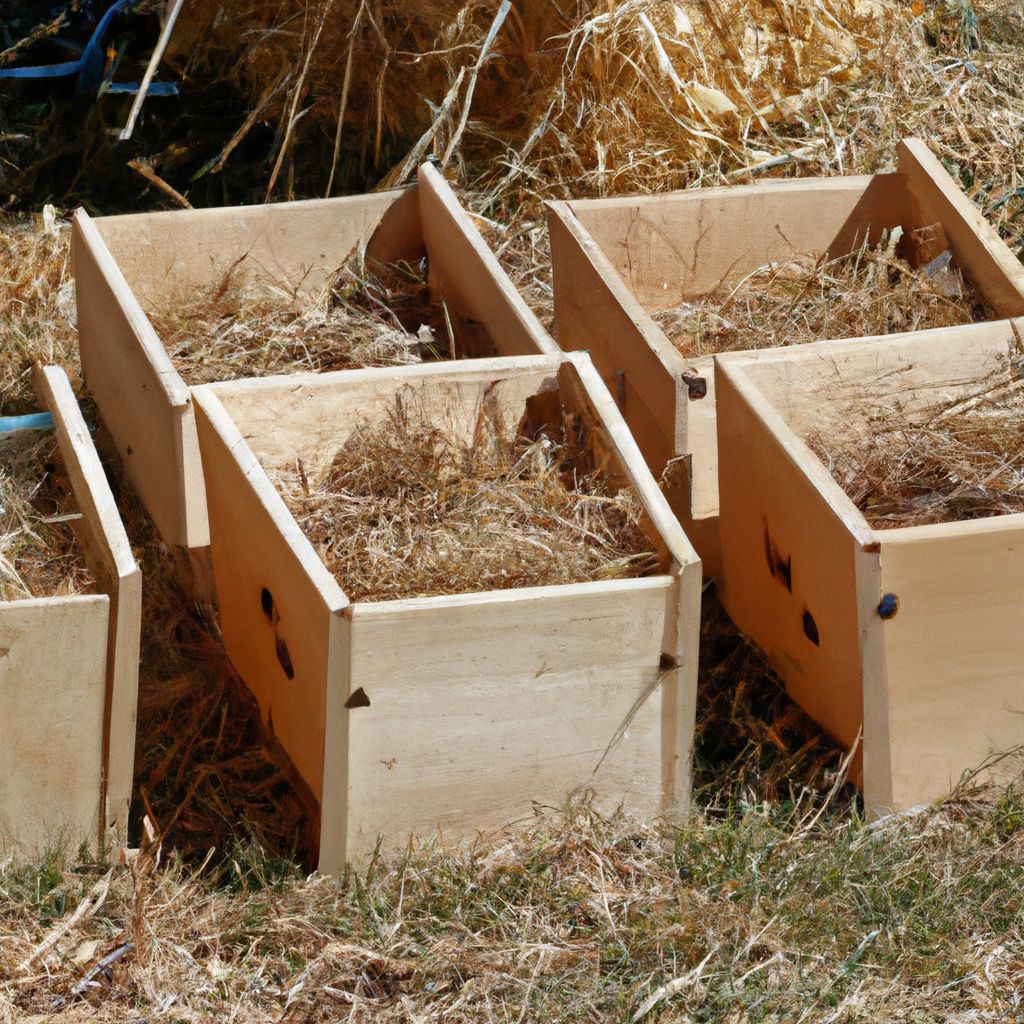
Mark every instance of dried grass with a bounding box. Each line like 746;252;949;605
654;231;989;358
145;258;454;387
810;367;1024;529
0;429;93;602
0;212;77;412
277;396;657;601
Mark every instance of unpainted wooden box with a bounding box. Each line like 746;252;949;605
0;367;140;855
72;163;559;552
546;139;1024;577
715;317;1024;812
191;352;701;871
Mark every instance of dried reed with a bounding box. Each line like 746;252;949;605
277;397;657;601
0;430;92;601
0;213;77;412
145;259;451;387
654;232;988;359
809;370;1024;529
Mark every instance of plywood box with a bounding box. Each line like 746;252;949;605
546;138;1024;577
191;352;701;871
0;367;141;854
73;163;559;552
714;317;1024;812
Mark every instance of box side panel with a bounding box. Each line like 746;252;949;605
193;398;338;801
72;215;207;549
569;178;873;308
898;139;1024;317
871;523;1024;811
418;164;557;357
94;191;406;304
0;597;108;854
716;365;865;748
547;202;682;476
344;579;673;858
36;367;142;833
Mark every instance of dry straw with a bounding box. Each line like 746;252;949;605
0;430;93;601
654;230;988;358
276;395;657;601
810;365;1024;529
145;258;455;386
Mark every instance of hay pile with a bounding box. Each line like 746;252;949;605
654;232;988;358
0;213;77;412
276;398;657;601
809;370;1024;528
0;430;93;602
145;258;456;386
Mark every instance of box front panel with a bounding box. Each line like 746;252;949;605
0;597;107;853
872;523;1024;810
343;579;675;857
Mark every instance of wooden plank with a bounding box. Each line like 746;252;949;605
547;200;683;475
715;358;868;748
343;578;671;859
34;366;141;835
93;189;409;305
205;356;563;478
192;386;347;800
868;518;1024;811
72;211;207;549
898;138;1024;317
566;176;876;308
417;163;559;357
0;596;108;854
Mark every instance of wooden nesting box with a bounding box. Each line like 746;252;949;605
547;139;1024;577
191;352;700;871
72;163;559;553
715;317;1024;812
1;367;140;854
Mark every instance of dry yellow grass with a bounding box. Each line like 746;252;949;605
276;396;656;601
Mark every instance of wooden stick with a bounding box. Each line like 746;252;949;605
127;159;192;208
118;0;186;141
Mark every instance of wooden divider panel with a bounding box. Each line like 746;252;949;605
193;388;347;801
566;176;875;310
716;360;868;748
418;164;558;357
344;579;670;860
73;211;207;549
0;597;108;854
36;366;141;834
868;517;1024;811
94;190;409;304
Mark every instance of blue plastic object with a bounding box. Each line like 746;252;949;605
0;0;142;93
0;412;55;433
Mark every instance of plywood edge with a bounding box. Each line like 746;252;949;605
417;163;560;357
714;355;874;548
192;385;349;613
34;366;137;582
202;353;564;401
897;138;1024;317
563;175;877;216
316;608;352;875
72;210;191;409
545;201;683;379
855;542;890;811
561;353;699;572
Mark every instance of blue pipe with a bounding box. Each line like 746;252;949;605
0;412;55;433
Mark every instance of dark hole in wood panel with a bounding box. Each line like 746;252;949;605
345;687;371;709
275;635;295;679
260;586;274;621
802;610;820;646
